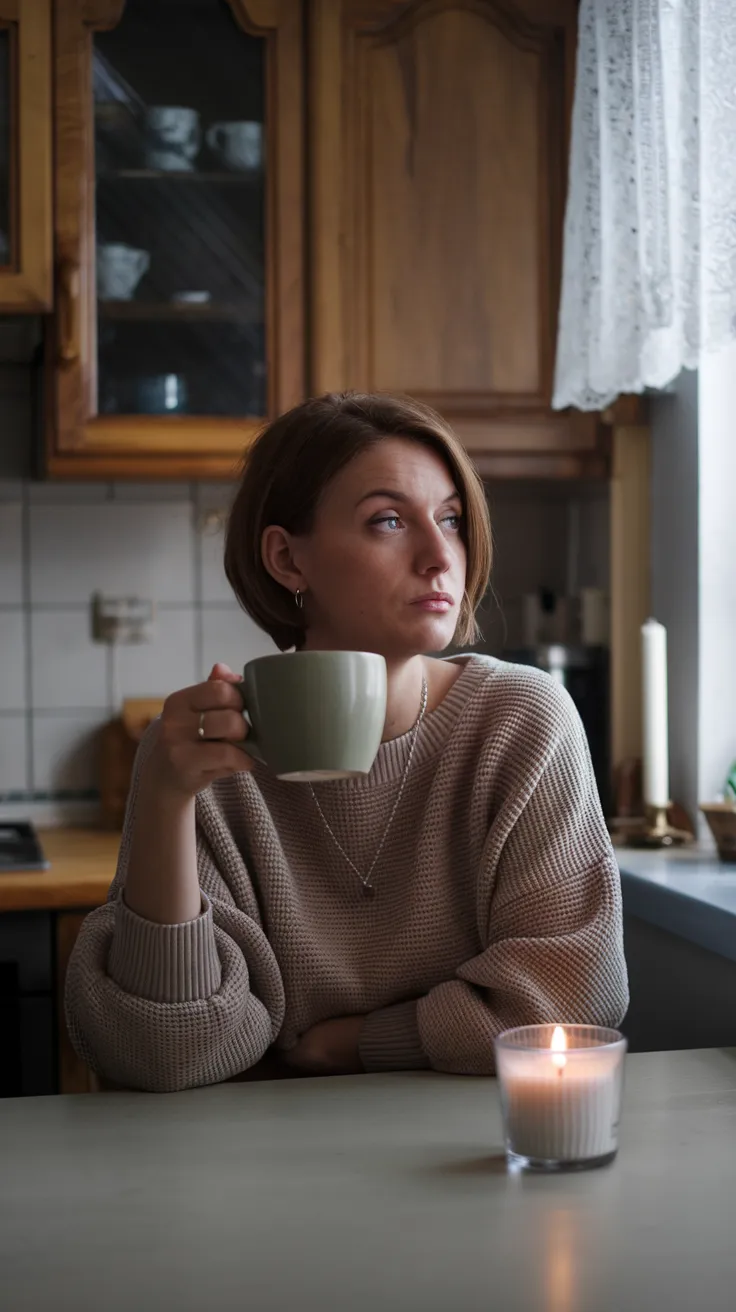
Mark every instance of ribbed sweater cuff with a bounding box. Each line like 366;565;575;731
107;890;222;1004
358;999;431;1072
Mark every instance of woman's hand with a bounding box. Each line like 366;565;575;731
283;1016;365;1075
143;661;255;801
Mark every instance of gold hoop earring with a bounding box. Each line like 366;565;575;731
294;589;305;610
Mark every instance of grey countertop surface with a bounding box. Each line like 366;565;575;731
617;844;736;962
2;1050;736;1311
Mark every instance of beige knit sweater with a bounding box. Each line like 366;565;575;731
65;655;629;1092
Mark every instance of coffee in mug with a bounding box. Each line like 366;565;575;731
239;650;387;780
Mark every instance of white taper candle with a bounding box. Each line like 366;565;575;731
641;618;670;808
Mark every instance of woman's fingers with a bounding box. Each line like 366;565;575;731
195;707;248;743
171;678;244;715
208;662;242;683
148;670;254;798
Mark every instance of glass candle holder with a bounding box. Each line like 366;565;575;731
494;1024;627;1173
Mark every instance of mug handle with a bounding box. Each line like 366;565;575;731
205;123;225;154
236;682;266;765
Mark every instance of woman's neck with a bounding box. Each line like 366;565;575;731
381;656;427;741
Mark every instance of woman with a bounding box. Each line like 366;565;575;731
66;392;628;1092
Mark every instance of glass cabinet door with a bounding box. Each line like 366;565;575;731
94;0;266;419
50;0;304;477
0;1;52;311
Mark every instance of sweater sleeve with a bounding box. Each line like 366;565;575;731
64;727;286;1093
362;682;629;1075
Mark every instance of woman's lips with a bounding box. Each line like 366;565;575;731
411;594;454;612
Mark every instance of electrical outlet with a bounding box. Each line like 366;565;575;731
91;592;155;644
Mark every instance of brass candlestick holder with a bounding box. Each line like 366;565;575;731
626;803;692;849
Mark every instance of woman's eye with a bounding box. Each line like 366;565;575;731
441;514;462;531
372;515;402;531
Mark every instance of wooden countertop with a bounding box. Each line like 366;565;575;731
0;828;119;912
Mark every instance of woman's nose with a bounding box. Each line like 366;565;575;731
414;523;453;574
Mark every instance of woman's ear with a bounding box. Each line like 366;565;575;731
261;525;307;594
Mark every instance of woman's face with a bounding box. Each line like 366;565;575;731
288;438;468;658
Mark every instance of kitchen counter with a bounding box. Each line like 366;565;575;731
617;846;736;964
0;828;118;912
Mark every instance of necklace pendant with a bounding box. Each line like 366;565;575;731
362;882;376;899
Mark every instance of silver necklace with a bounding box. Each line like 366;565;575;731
308;675;428;899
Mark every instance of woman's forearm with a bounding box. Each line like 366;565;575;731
123;781;202;925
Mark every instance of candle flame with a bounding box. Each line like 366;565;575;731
550;1025;567;1072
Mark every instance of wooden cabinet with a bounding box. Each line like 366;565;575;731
37;0;609;479
309;0;608;476
46;0;304;479
0;0;53;311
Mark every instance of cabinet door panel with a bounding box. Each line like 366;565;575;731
48;0;304;479
368;5;544;398
0;0;52;311
309;0;605;470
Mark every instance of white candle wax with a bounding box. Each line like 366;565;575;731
496;1027;625;1165
641;619;670;808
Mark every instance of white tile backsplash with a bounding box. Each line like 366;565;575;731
112;482;192;502
0;500;23;604
30;609;107;710
0;470;610;813
0;609;26;711
0;715;29;792
30;501;195;604
32;712;105;792
112;607;197;704
199;523;233;603
195;483;236;513
27;481;111;503
200;605;277;680
196;483;236;604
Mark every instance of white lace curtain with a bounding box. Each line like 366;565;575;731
553;0;736;411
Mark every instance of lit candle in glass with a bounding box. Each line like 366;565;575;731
494;1024;627;1172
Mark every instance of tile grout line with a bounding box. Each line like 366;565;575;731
20;481;34;791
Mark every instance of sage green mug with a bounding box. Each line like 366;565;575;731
239;650;388;780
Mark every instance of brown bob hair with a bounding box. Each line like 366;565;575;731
224;391;492;652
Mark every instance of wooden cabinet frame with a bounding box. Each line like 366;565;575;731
0;0;53;311
46;0;305;479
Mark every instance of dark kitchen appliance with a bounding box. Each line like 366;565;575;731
0;823;55;1095
0;821;49;872
0;913;56;1097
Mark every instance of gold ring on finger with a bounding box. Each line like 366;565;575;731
197;710;206;740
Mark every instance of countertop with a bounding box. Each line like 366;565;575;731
2;1049;736;1311
0;828;118;912
617;845;736;964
